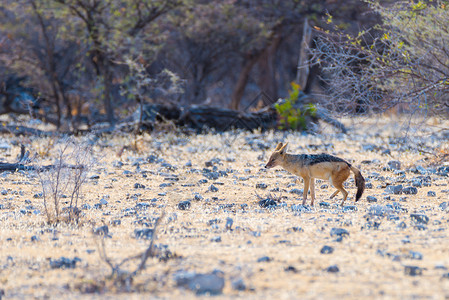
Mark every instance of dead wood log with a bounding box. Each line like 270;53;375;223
0;145;83;172
139;103;279;132
0;124;54;136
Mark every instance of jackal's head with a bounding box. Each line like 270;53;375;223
265;142;287;169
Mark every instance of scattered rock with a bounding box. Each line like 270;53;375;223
193;194;204;201
439;202;448;210
50;257;81;269
291;204;312;212
94;225;109;237
330;228;349;238
402;186;418;195
319;201;330;208
326;265;339;273
284;265;298;273
209;185;219;192
175;270;225;295
99;197;109;206
404;265;423;276
134;228;154;239
387;160;401;170
320;245;334;254
289;188;303;195
231;278;246;291
385;185;403;195
225;217;233;230
342;205;357;212
257;256;271;263
410;213;429;225
437;166;449;176
178;200;191;210
256;183;268;189
366;196;378;203
427;191;436;197
211;236;222;242
408;251;423;260
134;183;145;189
259;198;277;208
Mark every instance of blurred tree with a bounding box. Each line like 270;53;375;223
0;0;182;128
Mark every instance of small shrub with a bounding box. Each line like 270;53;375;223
275;82;317;130
36;137;94;224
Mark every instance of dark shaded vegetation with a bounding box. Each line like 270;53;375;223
0;1;446;133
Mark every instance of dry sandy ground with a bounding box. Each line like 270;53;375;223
0;116;449;299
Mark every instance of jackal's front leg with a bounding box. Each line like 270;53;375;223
302;176;310;205
309;178;316;206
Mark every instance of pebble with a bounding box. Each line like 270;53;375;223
231;278;246;291
320;245;334;254
387;160;401;170
134;228;154;239
211;236;222;242
289;188;303;195
134;183;145;189
404;265;422;276
94;225;109;237
256;183;268;189
50;257;81;269
257;256;271;262
410;213;429;225
175;270;225;295
259;198;277;208
427;191;436;197
193;194;203;201
402;186;418;195
178;200;191;210
408;251;423;260
385;185;403;195
342;205;357;212
319;201;330;208
209;185;219;192
330;228;349;238
225;217;233;230
326;265;339;273
366;196;378;203
284;265;298;273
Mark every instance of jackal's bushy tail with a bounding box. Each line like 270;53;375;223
350;166;365;201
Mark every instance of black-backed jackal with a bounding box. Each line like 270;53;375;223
265;142;365;206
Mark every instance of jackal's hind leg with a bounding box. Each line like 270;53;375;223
333;182;348;207
330;190;339;199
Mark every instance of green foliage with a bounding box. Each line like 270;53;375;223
275;82;316;131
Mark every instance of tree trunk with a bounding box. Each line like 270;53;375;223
102;59;115;125
229;55;259;110
257;35;282;104
296;18;313;90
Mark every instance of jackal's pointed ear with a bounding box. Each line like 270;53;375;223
274;142;283;151
279;142;288;155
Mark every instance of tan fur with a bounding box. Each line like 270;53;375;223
265;142;365;206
